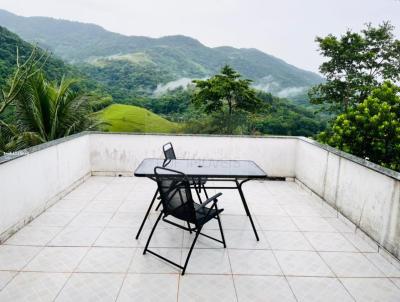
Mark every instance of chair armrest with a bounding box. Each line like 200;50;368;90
196;192;222;210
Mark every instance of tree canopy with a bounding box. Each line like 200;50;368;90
309;22;400;113
191;65;262;133
318;82;400;171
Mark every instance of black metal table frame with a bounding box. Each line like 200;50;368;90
135;177;262;241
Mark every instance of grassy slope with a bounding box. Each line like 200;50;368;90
97;104;180;133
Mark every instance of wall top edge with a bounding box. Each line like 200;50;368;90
0;132;88;165
0;131;398;181
0;132;298;166
298;137;400;181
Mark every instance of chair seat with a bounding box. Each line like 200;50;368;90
169;202;223;226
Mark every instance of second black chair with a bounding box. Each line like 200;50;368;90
163;142;209;201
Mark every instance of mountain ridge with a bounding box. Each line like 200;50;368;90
0;9;323;101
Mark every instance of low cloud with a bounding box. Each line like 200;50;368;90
253;75;307;98
153;78;194;96
276;86;308;98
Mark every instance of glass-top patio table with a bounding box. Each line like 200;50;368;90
134;158;268;241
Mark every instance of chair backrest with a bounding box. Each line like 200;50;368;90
163;142;176;160
154;166;196;221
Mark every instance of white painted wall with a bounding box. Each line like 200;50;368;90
295;138;400;259
0;135;91;242
90;134;297;177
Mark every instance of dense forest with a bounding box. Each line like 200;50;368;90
0;24;327;138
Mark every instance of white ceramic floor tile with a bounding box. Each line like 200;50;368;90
145;228;184;248
5;177;399;301
83;200;124;213
364;253;400;277
49;199;89;212
76;247;135;273
264;231;313;251
131;248;181;273
342;233;378;252
70;212;113;227
0;272;69;302
282;204;322;217
117;200;155;213
107;212;149;228
55;273;124;302
29;212;77;227
94;227;140;247
229;249;282;275
250;204;288;216
224;230;270;249
63;187;99;200
304;232;358;252
5;226;62;246
0;246;41;270
391;278;400;289
341;278;400;302
178;274;237;302
325;218;356;233
183;248;231;274
0;271;17;291
320;252;384;277
94;186;131;201
24;247;88;272
117;274;178;302
292;217;336;232
274;251;334;277
204;215;259;231
288;277;354;302
256;216;299;231
49;226;103;247
183;230;225;249
234;275;296;302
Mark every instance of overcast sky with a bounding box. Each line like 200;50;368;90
0;0;399;73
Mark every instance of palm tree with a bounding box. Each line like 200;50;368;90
11;71;97;144
0;47;48;153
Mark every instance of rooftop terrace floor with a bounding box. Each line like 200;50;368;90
0;176;400;301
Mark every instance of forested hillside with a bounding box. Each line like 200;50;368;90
0;9;323;102
0;20;327;138
0;26;71;89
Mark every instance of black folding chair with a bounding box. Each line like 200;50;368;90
163;142;209;201
143;166;226;275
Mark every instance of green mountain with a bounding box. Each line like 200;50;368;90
0;25;72;89
0;9;323;102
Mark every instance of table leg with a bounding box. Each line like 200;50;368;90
135;188;159;240
235;179;259;241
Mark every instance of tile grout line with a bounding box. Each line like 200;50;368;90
1;177;111;300
49;179;112;302
300;228;357;302
279;195;357;301
226;246;240;302
114;248;139;302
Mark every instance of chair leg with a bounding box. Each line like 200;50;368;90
143;211;163;255
155;200;162;211
202;183;209;199
136;188;159;239
182;226;202;275
216;209;226;248
194;182;203;204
